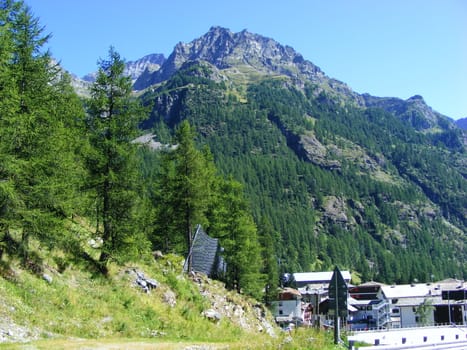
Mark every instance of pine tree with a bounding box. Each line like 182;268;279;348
208;178;264;299
152;120;215;271
0;0;18;259
0;1;83;262
258;216;280;304
85;46;148;273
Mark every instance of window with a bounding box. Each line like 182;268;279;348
392;308;400;314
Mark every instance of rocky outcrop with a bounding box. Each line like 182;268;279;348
82;53;165;86
134;26;363;106
125;268;159;293
189;272;277;337
362;93;452;131
125;53;165;83
323;196;348;224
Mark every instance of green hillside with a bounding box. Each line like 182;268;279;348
0;1;466;346
142;62;466;283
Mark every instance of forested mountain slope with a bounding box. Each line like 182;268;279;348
135;27;466;283
5;3;464;345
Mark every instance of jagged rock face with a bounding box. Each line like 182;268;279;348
362;93;450;130
82;53;165;84
125;53;165;82
172;26;319;76
134;26;362;105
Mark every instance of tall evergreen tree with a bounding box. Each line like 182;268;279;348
257;216;280;304
208;178;264;299
152;120;215;271
0;0;83;262
86;47;148;273
0;0;17;259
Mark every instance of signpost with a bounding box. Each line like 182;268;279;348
328;266;348;344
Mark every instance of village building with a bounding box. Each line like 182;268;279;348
271;270;467;330
293;270;351;318
270;287;303;327
380;279;467;328
381;283;436;328
348;282;391;330
434;279;467;325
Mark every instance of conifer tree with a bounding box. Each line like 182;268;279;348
208;178;264;299
0;0;17;259
86;47;148;273
0;1;83;262
258;217;280;304
153;120;215;271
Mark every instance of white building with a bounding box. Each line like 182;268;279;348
348;282;391;330
382;283;435;328
271;287;303;326
381;280;467;328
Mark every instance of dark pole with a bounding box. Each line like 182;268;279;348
334;270;340;344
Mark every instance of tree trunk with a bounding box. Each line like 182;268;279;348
99;177;111;275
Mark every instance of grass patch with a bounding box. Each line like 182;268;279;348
0;250;339;349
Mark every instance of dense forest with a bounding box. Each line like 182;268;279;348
144;62;466;284
0;1;269;300
1;0;466;308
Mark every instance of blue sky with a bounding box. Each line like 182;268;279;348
27;0;466;120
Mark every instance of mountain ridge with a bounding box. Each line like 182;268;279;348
76;26;463;135
61;25;467;281
133;26;364;105
130;26;465;281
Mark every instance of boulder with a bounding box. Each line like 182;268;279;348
202;309;222;322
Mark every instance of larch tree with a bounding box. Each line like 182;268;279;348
0;0;18;259
86;46;148;273
153;120;215;271
257;216;280;304
0;0;83;262
208;178;264;299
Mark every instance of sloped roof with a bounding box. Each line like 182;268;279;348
357;281;387;287
294;271;351;283
189;225;220;276
280;287;302;297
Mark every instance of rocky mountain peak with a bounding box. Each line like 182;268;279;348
134;26;336;92
362;93;454;131
82;53;165;84
125;53;165;82
407;94;425;102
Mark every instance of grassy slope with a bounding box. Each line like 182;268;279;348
0;253;341;349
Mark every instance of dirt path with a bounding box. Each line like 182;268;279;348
0;339;233;350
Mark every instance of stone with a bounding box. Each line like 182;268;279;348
202;309;222;322
163;290;176;307
42;273;53;284
146;278;158;289
152;250;164;259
